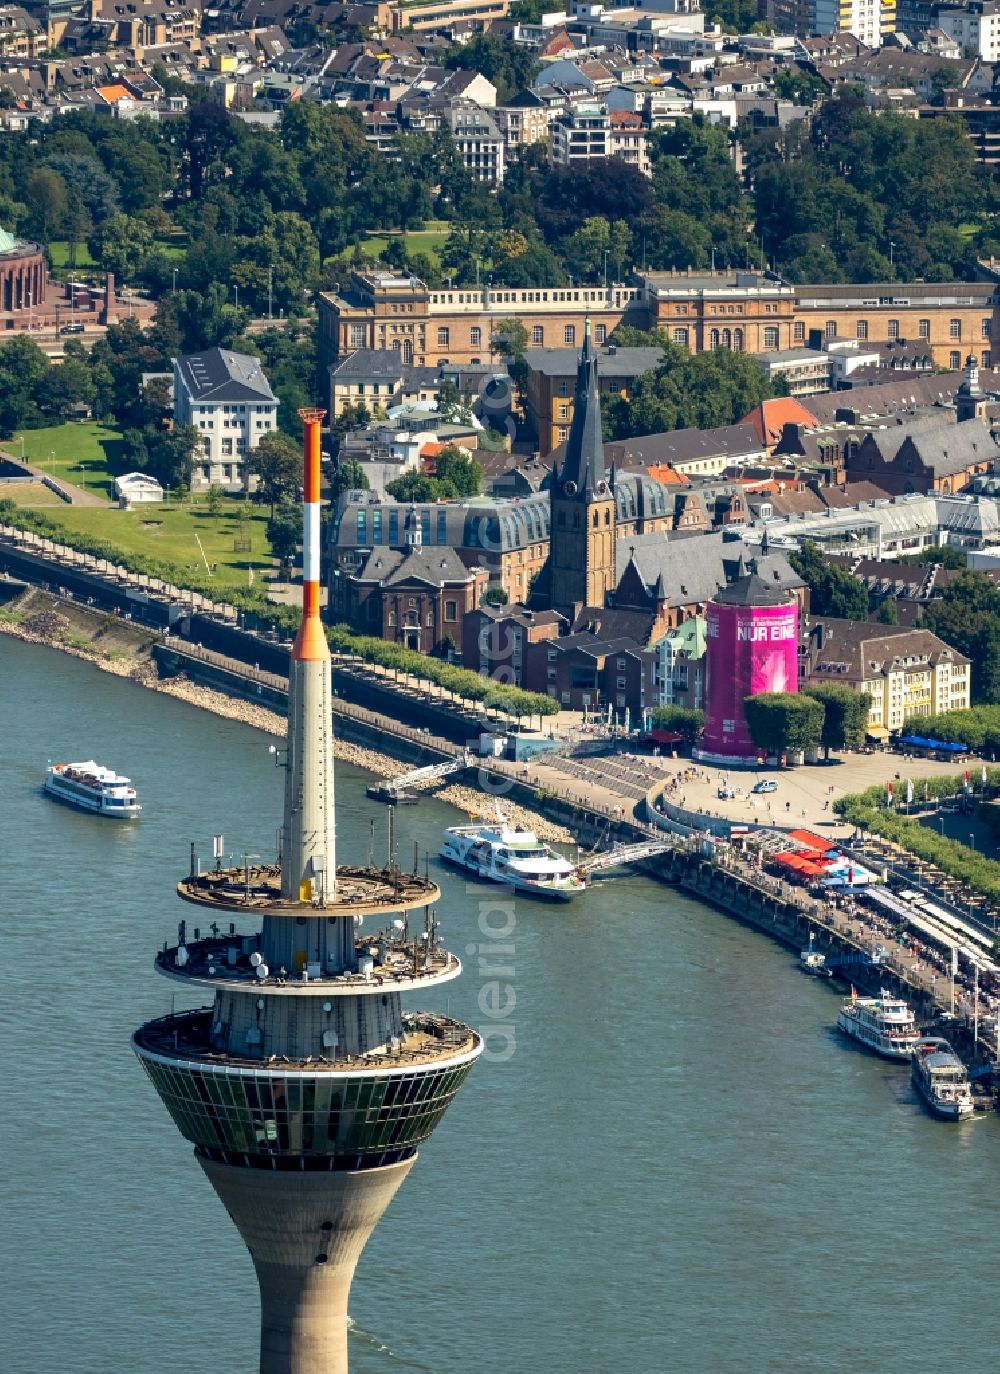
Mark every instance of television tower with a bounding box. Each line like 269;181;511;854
133;409;481;1374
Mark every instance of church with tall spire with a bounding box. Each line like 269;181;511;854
546;323;617;617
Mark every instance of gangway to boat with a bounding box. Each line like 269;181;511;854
367;751;471;803
579;838;674;873
823;949;886;971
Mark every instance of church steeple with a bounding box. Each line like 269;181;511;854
559;320;609;499
546;328;617;617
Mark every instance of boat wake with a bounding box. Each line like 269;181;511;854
348;1317;437;1370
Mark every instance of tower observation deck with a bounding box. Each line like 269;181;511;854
133;410;481;1374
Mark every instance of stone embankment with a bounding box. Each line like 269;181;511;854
0;592;574;832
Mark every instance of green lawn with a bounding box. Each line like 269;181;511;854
48;241;97;271
35;500;275;592
7;421;125;500
362;225;450;266
1;481;64;507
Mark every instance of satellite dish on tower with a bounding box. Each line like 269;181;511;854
256;963;269;980
250;951;262;968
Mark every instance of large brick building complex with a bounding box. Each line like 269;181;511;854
317;269;643;370
319;265;1000;375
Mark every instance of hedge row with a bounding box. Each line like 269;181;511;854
904;707;1000;755
834;770;1000;903
1;500;560;718
325;624;559;719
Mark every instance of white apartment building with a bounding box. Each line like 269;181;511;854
173;347;278;492
811;0;893;48
446;103;505;184
550;103;651;176
936;1;1000;61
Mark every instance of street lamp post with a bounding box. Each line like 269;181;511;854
268;264;273;322
234;285;239;312
889;241;896;269
172;268;178;294
970;833;976;852
603;249;610;295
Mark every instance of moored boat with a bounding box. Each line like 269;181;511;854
800;931;831;977
44;760;141;818
911;1037;974;1120
440;815;585;900
836;990;921;1059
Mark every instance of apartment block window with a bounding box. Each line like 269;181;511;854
983;318;992;340
470;326;481;347
564;325;576;345
950;318;961;340
437;327;450;346
558;404;568;419
950;351;962;369
887;319;899;340
349;325;365;349
763;326;779;349
532;325;544;344
445;600;457;622
857;320;868;341
984;352;992;368
918;318;930;340
595;325;607;343
793;322;805;343
558;380;569;396
825;320;837;340
673;327;689;346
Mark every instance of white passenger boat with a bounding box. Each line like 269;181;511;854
836;990;921;1059
911;1037;975;1120
44;760;141;818
800;932;831;977
440;815;585;900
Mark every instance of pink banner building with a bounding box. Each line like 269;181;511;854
699;572;799;762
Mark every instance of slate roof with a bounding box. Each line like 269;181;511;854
604;423;763;468
619;530;803;607
353;546;474;586
806;620;970;680
523;344;663;378
714;570;792;608
175;348;276;404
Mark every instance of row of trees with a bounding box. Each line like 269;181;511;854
325;623;559;720
650;688;870;759
835;772;1000;903
743;685;873;759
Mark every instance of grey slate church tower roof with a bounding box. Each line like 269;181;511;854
559;323;611;499
541;322;618;616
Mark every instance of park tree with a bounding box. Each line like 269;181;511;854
330;458;371;503
789;540;869;620
743;692;824;757
89;212;154;282
434;446;482;496
267;495;300;566
246;430;300;511
803;683;873;759
649;705;704;742
23;167;68;242
385;471;442;503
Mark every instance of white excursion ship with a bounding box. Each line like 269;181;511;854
837;991;921;1059
441;814;586;900
44;761;141;818
911;1038;975;1121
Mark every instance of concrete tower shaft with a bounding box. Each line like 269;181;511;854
198;1157;414;1374
282;408;336;907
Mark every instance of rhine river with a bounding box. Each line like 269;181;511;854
4;634;1000;1374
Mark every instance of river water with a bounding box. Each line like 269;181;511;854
4;634;1000;1374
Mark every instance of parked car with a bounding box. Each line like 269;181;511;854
752;779;778;794
60;322;84;335
717;786;735;800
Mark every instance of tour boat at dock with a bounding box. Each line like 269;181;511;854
44;760;141;818
911;1037;975;1120
836;990;921;1059
440;815;586;900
